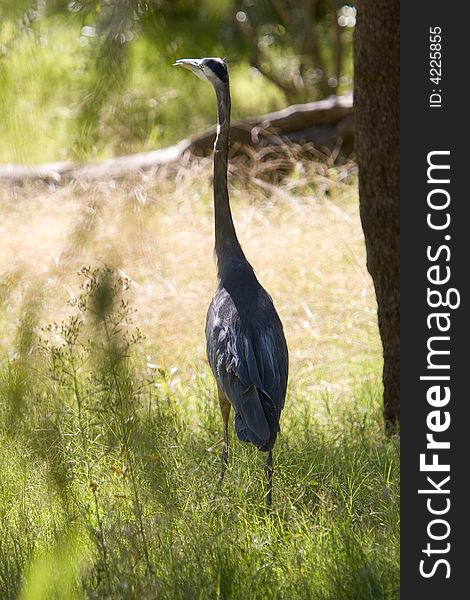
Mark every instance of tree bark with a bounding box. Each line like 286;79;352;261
353;1;400;429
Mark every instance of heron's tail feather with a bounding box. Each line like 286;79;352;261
234;386;279;452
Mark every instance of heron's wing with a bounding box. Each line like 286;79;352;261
219;368;273;448
206;302;287;449
236;325;288;414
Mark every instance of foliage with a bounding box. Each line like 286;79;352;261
235;0;355;102
0;0;354;163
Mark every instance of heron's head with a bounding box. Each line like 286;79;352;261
173;57;229;89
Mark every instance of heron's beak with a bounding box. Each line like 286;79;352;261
173;58;206;81
173;58;202;71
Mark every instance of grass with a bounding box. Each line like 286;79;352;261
0;157;398;599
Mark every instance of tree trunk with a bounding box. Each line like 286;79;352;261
353;1;400;429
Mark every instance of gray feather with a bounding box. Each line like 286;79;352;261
206;264;288;451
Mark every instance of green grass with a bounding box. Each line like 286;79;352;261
0;266;399;600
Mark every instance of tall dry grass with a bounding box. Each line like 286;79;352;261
0;155;378;394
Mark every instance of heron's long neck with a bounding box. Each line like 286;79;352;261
213;83;245;277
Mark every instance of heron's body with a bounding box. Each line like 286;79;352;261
175;57;288;505
206;261;288;452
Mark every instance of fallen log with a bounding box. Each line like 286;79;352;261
189;94;353;155
0;94;353;185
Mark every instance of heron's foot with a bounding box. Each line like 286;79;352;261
218;447;229;485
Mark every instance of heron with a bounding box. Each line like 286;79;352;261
174;57;288;506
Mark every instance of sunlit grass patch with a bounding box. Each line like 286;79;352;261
0;157;375;388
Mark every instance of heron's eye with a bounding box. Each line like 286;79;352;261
200;64;205;71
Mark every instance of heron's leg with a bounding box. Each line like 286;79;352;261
217;386;231;484
264;450;273;507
